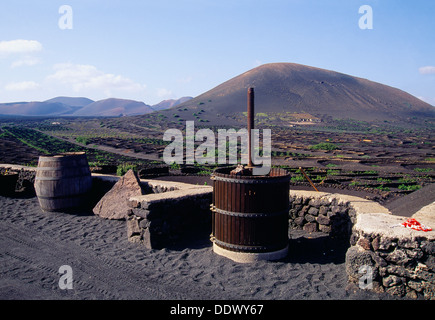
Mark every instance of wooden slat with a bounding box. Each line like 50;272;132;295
212;167;290;253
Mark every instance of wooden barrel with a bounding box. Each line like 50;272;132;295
211;167;290;260
34;152;92;212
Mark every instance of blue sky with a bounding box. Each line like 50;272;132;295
0;0;434;106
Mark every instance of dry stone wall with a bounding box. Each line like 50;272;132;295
288;191;434;300
127;186;212;249
289;193;356;238
347;211;435;300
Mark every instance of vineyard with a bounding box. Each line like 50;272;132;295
1;125;156;170
0;115;433;200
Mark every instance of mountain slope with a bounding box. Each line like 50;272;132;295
0;96;160;117
0;96;94;116
73;98;154;117
151;97;193;111
0;101;79;116
174;63;434;123
44;96;94;107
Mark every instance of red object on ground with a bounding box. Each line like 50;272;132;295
401;218;432;232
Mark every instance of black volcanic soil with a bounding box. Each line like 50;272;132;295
0;163;431;302
384;183;435;217
1;116;434;217
0;132;42;166
0;117;434;302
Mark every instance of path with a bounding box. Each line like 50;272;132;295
385;183;435;217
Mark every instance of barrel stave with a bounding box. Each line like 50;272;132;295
212;167;290;253
34;152;92;212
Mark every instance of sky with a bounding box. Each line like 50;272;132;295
0;0;434;106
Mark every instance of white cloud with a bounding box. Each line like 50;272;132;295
5;81;40;91
177;76;192;84
0;40;42;54
46;63;146;96
157;88;173;98
11;57;41;68
419;66;435;75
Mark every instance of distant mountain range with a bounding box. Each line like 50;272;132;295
2;62;434;124
0;96;193;117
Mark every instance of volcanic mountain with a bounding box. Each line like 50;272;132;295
0;97;168;117
0;99;90;116
62;98;153;117
43;96;94;107
151;97;193;111
174;63;434;124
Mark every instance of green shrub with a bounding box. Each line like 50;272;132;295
414;168;433;172
75;136;89;145
327;169;340;176
397;177;416;183
398;184;421;191
309;142;338;151
291;175;305;182
363;170;378;174
116;163;137;176
375;185;390;191
170;162;180;170
197;169;213;175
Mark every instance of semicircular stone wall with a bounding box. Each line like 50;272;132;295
289;190;435;300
